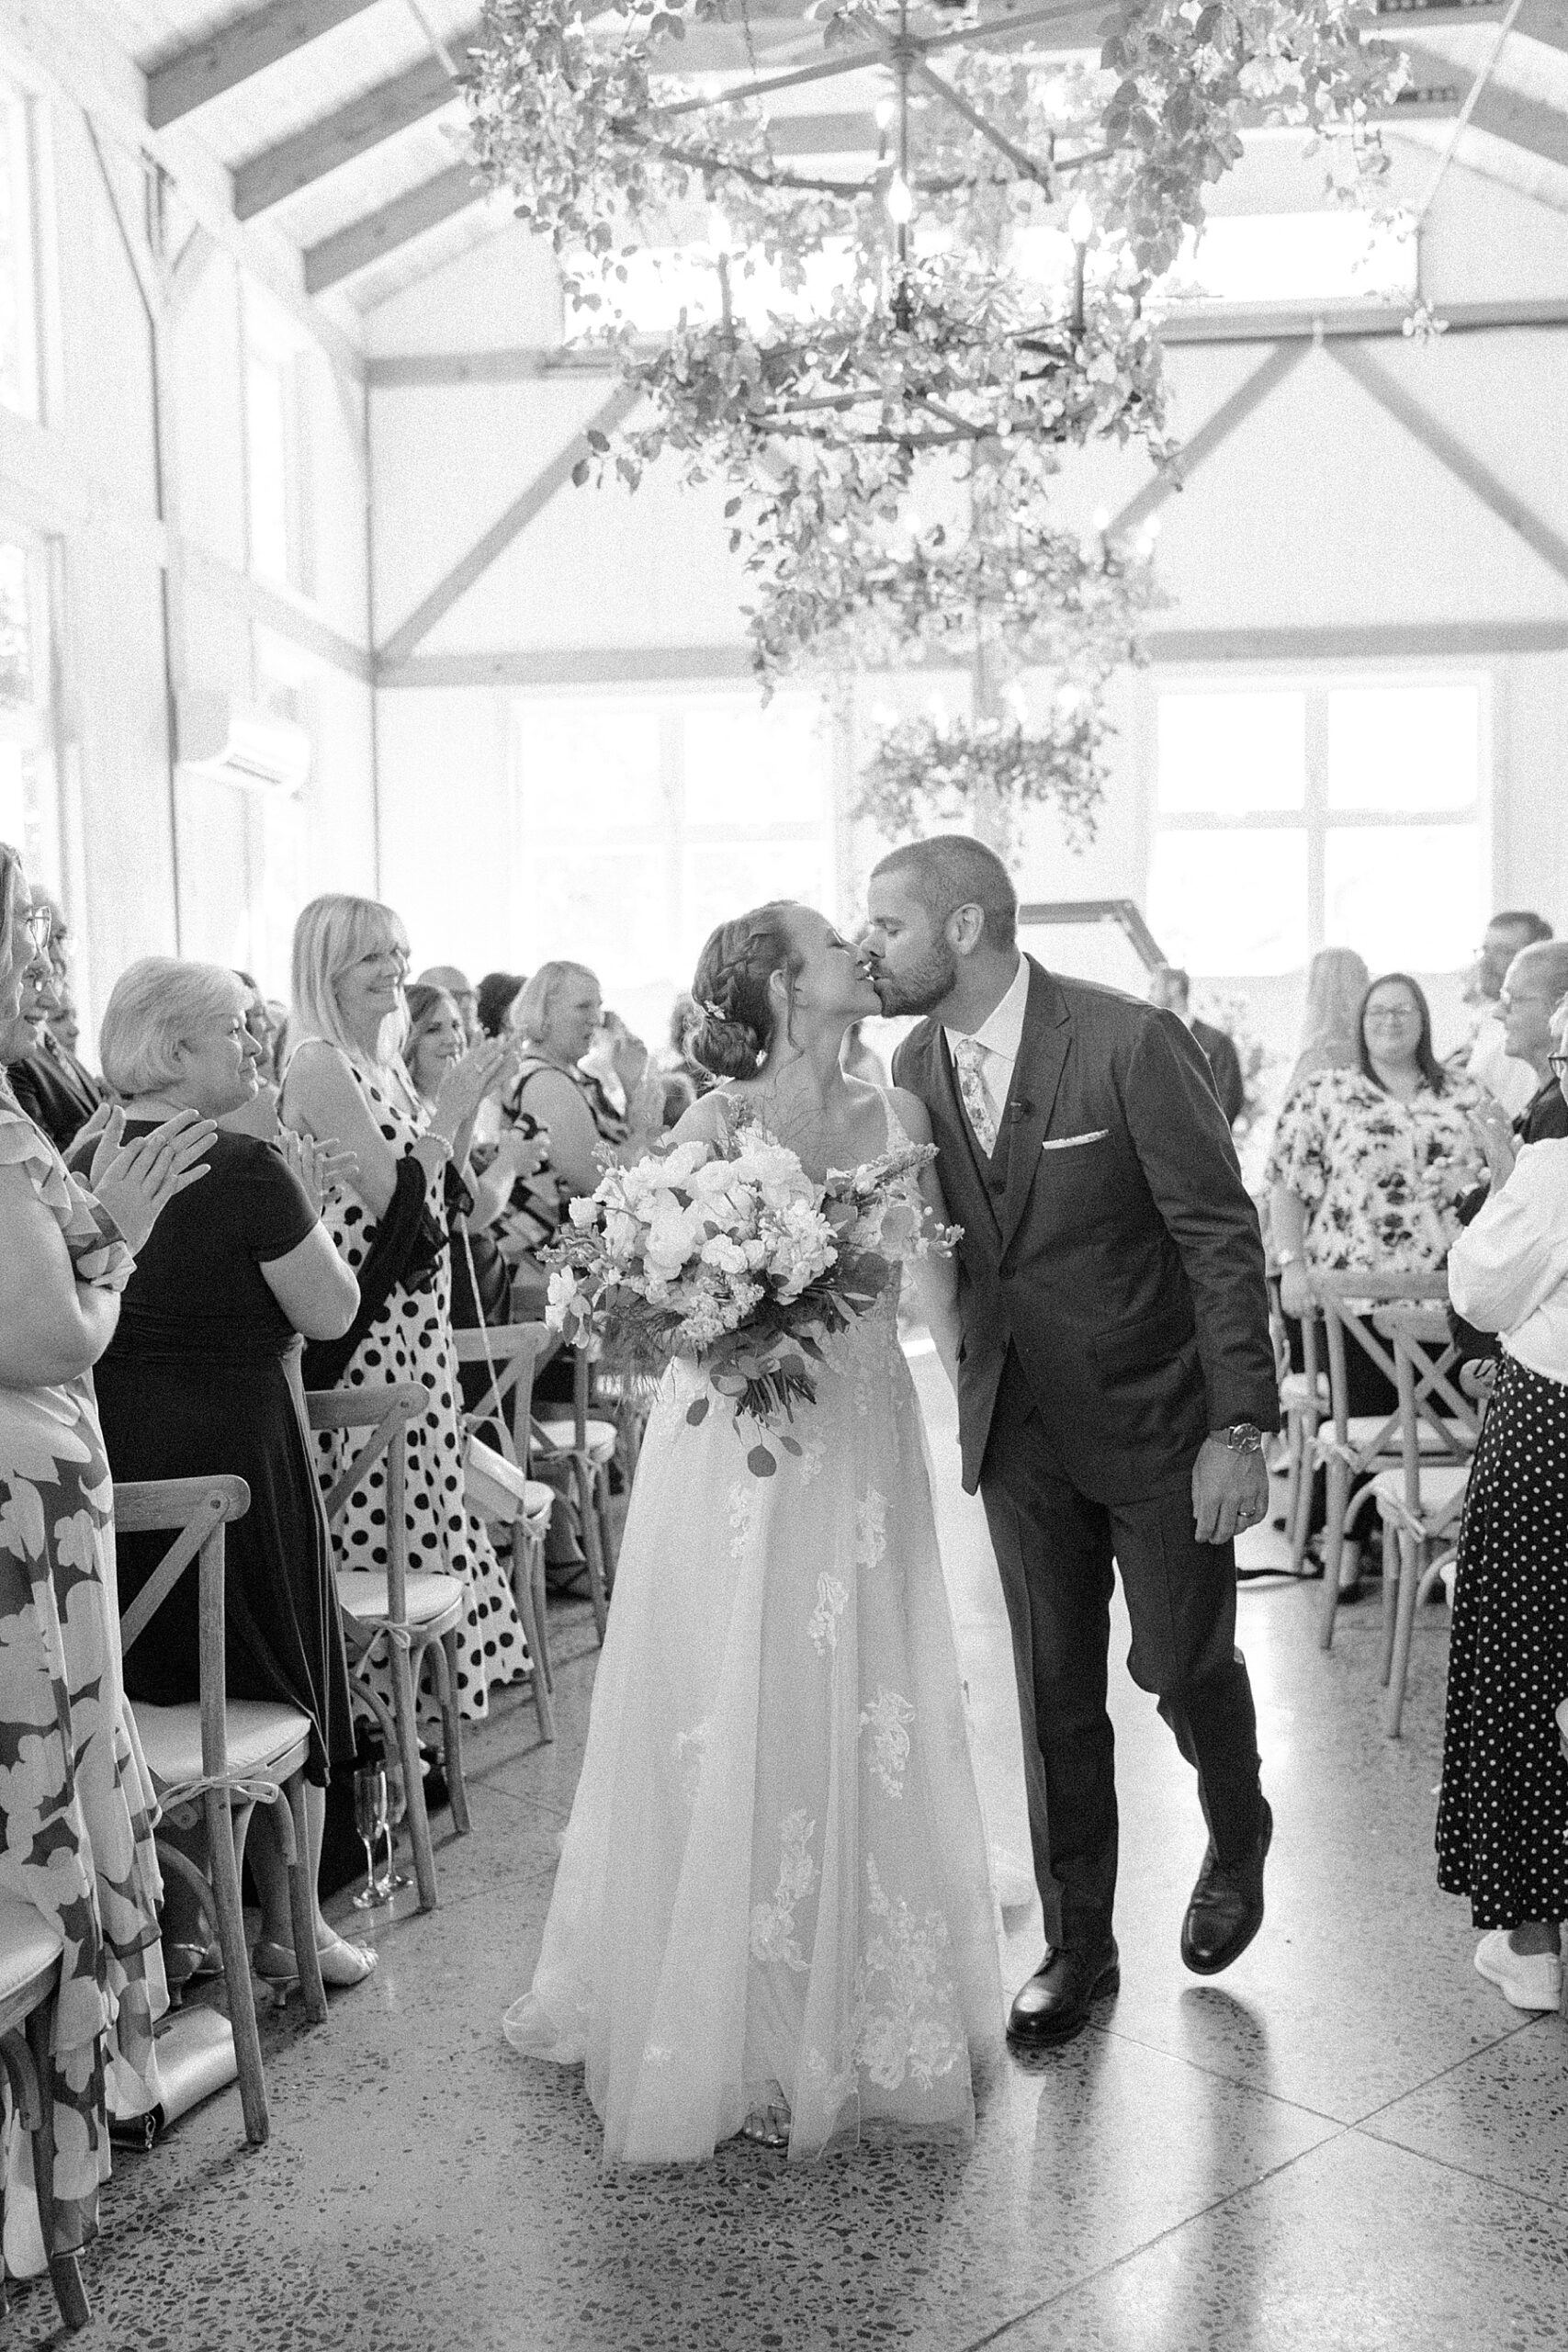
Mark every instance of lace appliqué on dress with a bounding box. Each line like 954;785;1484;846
750;1810;818;1973
852;1858;965;2092
728;1483;761;1560
807;1574;849;1656
859;1686;915;1798
855;1490;887;1574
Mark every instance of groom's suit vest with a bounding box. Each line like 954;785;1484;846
893;957;1278;1503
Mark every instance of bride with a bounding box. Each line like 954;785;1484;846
503;900;1002;2162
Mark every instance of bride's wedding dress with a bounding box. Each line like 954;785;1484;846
503;1094;1003;2164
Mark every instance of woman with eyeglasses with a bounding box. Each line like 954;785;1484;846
1265;972;1487;1589
281;896;532;1725
1438;1038;1568;2018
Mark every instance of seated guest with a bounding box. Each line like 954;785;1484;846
1148;964;1245;1125
1266;972;1487;1585
281;895;531;1723
0;843;215;2263
1438;1079;1568;2014
1280;946;1371;1103
1451;944;1568;1380
1461;910;1552;1119
415;964;479;1044
8;893;105;1151
86;957;378;1995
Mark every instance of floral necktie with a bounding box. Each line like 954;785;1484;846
953;1035;998;1157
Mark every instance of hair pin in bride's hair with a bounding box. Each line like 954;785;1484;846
700;999;728;1023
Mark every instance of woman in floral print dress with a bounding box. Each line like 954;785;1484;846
0;842;214;2270
505;904;1002;2164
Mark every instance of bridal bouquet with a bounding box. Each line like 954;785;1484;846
545;1125;955;1475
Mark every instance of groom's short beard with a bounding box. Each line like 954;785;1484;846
874;940;959;1016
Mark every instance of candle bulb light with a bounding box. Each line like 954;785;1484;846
886;172;914;225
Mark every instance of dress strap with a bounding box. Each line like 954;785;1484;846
879;1087;913;1155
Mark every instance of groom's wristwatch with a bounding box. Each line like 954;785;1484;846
1215;1422;1265;1453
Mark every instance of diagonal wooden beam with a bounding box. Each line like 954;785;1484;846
1327;342;1568;587
1111;342;1309;537
233;31;482;219
303;164;484;294
146;0;382;129
376;387;642;670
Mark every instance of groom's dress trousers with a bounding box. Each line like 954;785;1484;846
894;960;1280;1951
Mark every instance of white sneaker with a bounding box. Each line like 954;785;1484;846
1474;1929;1563;2012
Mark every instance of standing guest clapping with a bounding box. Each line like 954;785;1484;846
85;957;378;1997
7;893;104;1152
0;844;214;2266
1439;1047;1568;2017
281;896;531;1722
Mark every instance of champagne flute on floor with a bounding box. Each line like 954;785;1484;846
380;1758;412;1895
352;1764;391;1908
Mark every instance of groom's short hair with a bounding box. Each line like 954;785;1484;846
872;836;1018;953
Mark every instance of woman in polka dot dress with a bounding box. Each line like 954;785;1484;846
1439;1102;1568;2019
283;894;531;1725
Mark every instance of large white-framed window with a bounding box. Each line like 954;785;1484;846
243;290;313;594
0;74;39;422
1146;673;1489;977
0;525;59;888
511;689;837;1032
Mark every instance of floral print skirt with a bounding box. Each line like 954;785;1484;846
503;1302;1003;2163
0;1381;167;2265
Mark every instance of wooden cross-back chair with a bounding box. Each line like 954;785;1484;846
115;1474;326;2151
1306;1269;1478;1651
1371;1302;1484;1738
306;1385;468;1912
454;1321;558;1742
516;1325;620;1642
0;1895;88;2330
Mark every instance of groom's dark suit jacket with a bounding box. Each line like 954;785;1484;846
893;957;1279;1501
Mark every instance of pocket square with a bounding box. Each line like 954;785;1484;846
1040;1130;1111;1153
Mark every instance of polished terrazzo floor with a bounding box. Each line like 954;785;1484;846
9;1356;1568;2350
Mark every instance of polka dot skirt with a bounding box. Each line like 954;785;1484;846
314;1059;530;1725
1437;1353;1568;1930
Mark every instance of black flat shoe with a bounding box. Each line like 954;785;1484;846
1180;1798;1273;1977
1006;1940;1120;2048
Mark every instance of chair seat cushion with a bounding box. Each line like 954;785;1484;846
1337;1416;1465;1450
1371;1464;1471;1515
536;1417;616;1463
335;1567;466;1628
1280;1374;1328;1408
134;1699;312;1792
0;1893;64;2007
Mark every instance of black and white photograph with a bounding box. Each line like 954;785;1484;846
1;0;1566;2344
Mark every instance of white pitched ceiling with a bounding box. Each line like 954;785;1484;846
97;0;1568;311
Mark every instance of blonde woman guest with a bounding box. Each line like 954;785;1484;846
281;896;531;1720
0;844;214;2269
1439;1085;1568;2015
87;958;375;1997
1280;946;1371;1103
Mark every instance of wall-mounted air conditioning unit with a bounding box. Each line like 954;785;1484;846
175;691;311;795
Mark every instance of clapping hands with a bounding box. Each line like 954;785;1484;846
1467;1100;1517;1193
279;1127;359;1216
79;1102;217;1253
435;1035;522;1130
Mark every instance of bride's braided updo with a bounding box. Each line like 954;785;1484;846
687;902;804;1080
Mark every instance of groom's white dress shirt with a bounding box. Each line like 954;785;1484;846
943;951;1029;1148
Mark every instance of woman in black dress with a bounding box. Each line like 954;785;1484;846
88;956;375;1994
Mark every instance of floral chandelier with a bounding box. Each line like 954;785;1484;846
858;705;1109;854
468;0;1404;748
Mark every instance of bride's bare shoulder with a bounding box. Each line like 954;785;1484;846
664;1087;733;1150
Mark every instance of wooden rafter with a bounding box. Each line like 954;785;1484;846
376;386;642;670
146;0;383;129
303;164;483;293
233;28;484;219
1110;343;1309;537
1327;341;1568;587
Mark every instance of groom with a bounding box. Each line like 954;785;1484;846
863;837;1280;2048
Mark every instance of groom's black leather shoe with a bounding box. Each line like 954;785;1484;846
1007;1941;1120;2048
1180;1798;1273;1976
